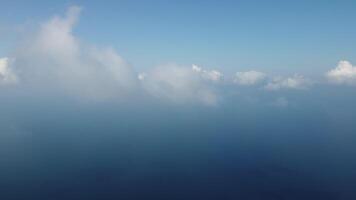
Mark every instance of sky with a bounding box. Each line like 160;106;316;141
1;1;356;200
1;0;356;74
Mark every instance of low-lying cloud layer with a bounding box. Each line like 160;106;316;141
140;64;219;105
192;65;223;83
0;6;354;106
234;71;266;86
233;70;312;91
264;74;312;91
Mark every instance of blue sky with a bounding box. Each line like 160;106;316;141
1;0;356;74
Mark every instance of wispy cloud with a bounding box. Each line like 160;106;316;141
234;70;266;86
192;64;223;82
264;74;312;91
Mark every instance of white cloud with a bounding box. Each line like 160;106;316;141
1;6;220;105
326;61;356;85
140;64;219;106
192;64;202;72
192;64;223;82
234;70;266;86
0;5;336;106
10;6;138;100
264;74;311;91
0;57;18;85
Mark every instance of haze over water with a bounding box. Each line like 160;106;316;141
1;1;356;199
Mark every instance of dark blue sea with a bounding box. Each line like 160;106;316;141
1;86;356;200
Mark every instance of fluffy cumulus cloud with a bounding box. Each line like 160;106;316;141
140;64;219;106
0;57;18;85
234;70;266;86
0;6;224;105
9;6;138;100
326;61;356;85
264;74;311;91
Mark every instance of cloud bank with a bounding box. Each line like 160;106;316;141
1;6;222;105
0;5;354;106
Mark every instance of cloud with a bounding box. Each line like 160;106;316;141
234;70;266;86
0;5;345;107
9;6;138;100
326;61;356;85
1;6;222;106
264;74;311;91
233;70;312;91
140;64;219;106
192;64;223;82
0;57;18;85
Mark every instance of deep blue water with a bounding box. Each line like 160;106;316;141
1;87;356;200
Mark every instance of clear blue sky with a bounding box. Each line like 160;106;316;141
1;0;356;75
